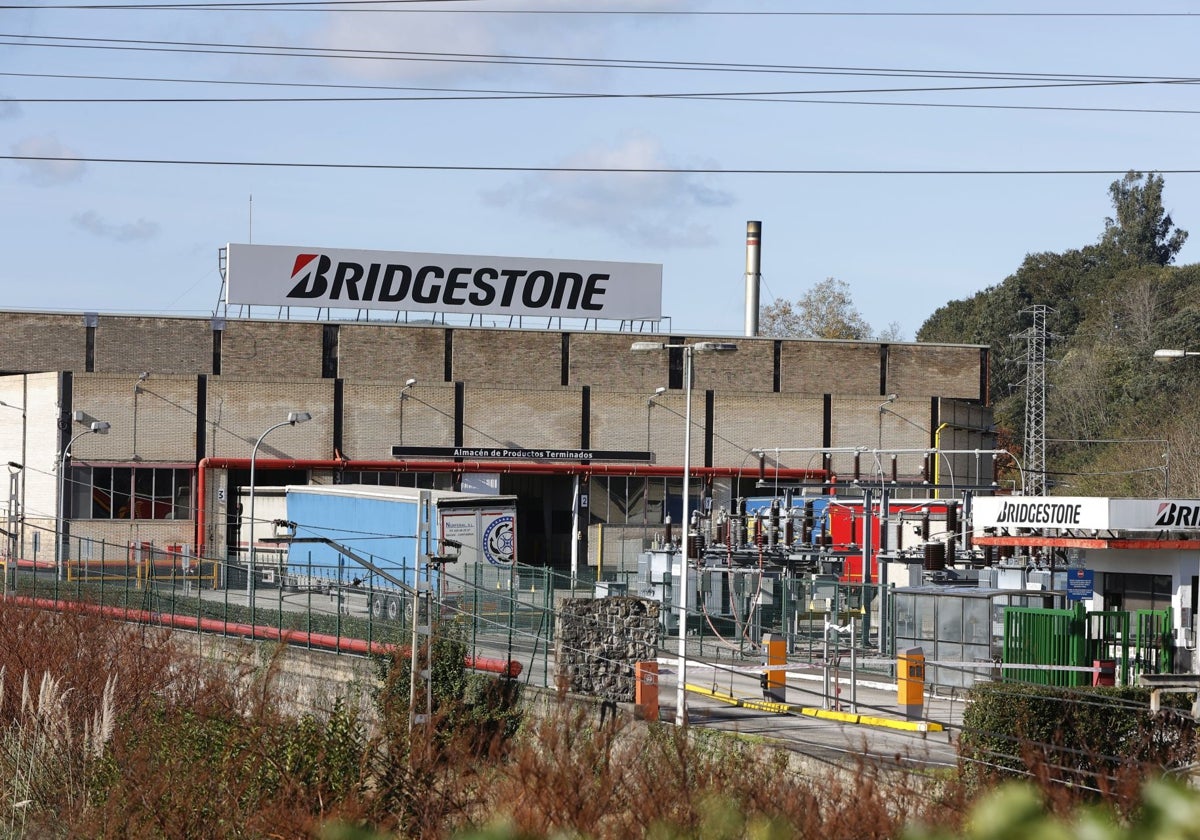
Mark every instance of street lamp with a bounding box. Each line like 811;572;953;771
631;340;737;726
646;386;666;451
1154;349;1200;362
0;399;26;569
399;378;416;444
247;411;311;608
58;418;110;579
876;394;898;451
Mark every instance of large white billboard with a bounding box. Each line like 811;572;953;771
1109;499;1200;531
226;243;663;320
972;496;1111;530
973;497;1200;533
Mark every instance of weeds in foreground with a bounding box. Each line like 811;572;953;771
0;596;1192;839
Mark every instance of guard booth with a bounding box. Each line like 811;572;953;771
890;586;1063;690
972;496;1200;674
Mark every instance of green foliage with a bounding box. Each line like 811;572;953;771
761;277;872;339
918;246;1106;409
904;778;1200;840
958;682;1195;788
914;171;1200;494
1101;171;1188;267
373;618;523;752
73;652;373;838
277;697;368;803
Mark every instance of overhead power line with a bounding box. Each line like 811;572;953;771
3;32;1199;88
5;1;1200;15
7;70;1200;116
4;154;1199;175
4;66;1195;87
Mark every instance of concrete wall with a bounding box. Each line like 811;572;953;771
463;387;581;450
0;312;88;373
455;329;563;387
95;316;212;375
887;344;983;401
781;341;879;396
336;323;444;383
0;311;988;404
204;377;333;460
179;632;381;724
221;320;326;378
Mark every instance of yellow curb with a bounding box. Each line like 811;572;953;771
686;685;944;732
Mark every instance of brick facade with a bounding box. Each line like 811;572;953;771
0;310;991;564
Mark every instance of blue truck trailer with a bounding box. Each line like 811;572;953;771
276;484;517;621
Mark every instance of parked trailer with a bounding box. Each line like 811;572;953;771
278;485;517;621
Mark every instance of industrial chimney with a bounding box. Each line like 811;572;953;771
744;220;761;337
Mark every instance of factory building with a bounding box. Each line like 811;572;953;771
0;239;994;579
0;310;991;576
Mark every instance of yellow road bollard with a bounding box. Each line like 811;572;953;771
897;646;925;720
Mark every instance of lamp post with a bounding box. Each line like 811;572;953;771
399;378;416;445
0;399;25;570
876;394;897;451
1153;348;1199;661
247;412;311;611
632;340;737;726
647;386;666;451
59;419;110;580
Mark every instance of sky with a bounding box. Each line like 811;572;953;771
4;1;1200;340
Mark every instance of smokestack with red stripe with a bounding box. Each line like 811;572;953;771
744;220;761;337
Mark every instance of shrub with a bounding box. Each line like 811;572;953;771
958;681;1196;795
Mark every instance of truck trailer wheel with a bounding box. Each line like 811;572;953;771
369;594;385;620
386;596;403;622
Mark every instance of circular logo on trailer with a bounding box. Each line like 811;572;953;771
483;516;515;565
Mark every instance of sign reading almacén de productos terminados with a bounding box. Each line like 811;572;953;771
225;243;663;321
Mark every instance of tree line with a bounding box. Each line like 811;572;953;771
764;171;1200;496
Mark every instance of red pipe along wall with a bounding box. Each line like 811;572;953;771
194;457;827;558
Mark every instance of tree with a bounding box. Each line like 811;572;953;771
760;277;871;339
1101;170;1188;266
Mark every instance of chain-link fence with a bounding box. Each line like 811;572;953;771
3;536;893;690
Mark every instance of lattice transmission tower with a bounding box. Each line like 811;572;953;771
1020;305;1053;496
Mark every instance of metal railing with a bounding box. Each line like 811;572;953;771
4;537;890;691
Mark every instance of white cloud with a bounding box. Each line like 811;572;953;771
312;0;698;84
482;136;733;248
71;211;160;243
11;135;85;185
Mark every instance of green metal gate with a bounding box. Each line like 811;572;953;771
1086;610;1131;685
1135;608;1174;675
1002;603;1089;686
1004;605;1172;687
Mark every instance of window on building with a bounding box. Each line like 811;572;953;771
69;466;193;520
1102;572;1173;614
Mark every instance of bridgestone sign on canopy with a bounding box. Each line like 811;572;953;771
226;243;663;320
973;496;1200;532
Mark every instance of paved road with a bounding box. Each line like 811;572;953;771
678;663;963;771
477;630;964;771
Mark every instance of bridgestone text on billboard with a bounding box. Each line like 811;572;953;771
226;243;663;320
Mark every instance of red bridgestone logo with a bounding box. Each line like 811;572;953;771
291;254;318;277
